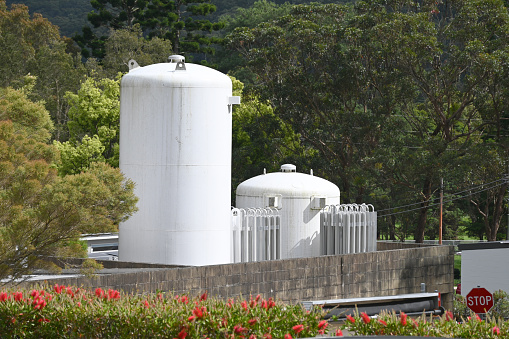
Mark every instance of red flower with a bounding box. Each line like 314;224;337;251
234;325;247;334
53;284;64;294
192;307;203;318
361;312;370;324
30;290;39;298
346;314;355;323
268;298;276;308
284;334;292;339
400;312;407;326
263;334;272;339
0;292;8;302
108;289;120;300
412;319;419;328
144;300;150;308
178;329;187;339
95;288;104;298
255;294;261;302
241;300;248;311
318;320;328;329
378;319;387;326
188;315;195;322
13;292;23;302
445;311;454;321
292;324;304;334
200;292;207;301
261;300;268;309
33;297;47;310
493;326;501;335
248;318;257;326
180;295;189;304
335;329;343;336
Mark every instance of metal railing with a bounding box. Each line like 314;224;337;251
231;208;281;263
320;204;377;255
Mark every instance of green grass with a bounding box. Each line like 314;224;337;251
454;254;461;286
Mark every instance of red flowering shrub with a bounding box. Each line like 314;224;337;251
0;285;328;338
341;310;509;338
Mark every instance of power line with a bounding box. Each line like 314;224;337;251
377;177;507;218
376;177;506;212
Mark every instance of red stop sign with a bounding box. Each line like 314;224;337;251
466;287;493;313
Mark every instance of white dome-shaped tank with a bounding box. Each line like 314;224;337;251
119;56;237;266
235;164;340;259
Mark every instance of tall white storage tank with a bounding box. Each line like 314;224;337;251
235;164;340;259
119;56;237;266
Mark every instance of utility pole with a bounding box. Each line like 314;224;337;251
438;178;444;245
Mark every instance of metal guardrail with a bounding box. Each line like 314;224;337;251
302;293;443;319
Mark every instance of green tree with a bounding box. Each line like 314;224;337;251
227;3;384;201
230;76;313;199
54;135;105;176
0;86;137;281
74;0;148;59
0;1;60;88
0;1;87;141
216;0;292;83
76;0;223;61
138;0;224;56
101;24;173;76
0;78;54;142
352;0;509;242
227;0;509;242
60;76;121;168
5;0;93;37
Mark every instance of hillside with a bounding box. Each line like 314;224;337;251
5;0;354;38
5;0;91;37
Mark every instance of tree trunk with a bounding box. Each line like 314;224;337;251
414;178;432;243
487;183;507;241
389;215;396;241
482;201;490;241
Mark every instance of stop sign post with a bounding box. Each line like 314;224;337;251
466;287;494;314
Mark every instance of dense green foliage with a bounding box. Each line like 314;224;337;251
74;0;224;61
227;0;509;242
0;84;138;280
5;0;92;37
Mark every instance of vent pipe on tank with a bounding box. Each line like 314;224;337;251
168;55;186;70
281;164;296;173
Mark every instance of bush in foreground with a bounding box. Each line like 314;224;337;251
2;285;509;338
341;310;508;338
0;285;331;338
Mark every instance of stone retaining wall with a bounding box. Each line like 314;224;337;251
27;245;455;310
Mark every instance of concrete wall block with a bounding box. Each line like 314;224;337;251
289;268;305;280
353;272;366;284
304;277;315;289
274;270;290;281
